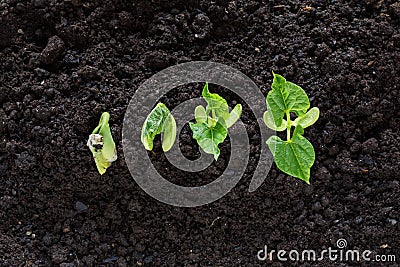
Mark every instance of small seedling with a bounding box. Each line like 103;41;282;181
264;73;319;183
190;83;242;160
141;103;177;152
87;112;117;175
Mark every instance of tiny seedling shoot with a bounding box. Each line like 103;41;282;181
141;103;177;152
264;73;319;184
87;112;117;175
190;83;242;160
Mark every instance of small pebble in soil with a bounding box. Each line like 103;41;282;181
354;216;363;224
75;201;88;213
386;218;397;225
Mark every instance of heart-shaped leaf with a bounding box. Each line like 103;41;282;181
267;73;310;127
266;126;315;183
189;120;228;160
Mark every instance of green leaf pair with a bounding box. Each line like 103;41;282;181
264;73;319;184
87;112;117;175
189;83;242;160
141;103;177;152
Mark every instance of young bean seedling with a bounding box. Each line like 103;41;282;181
264;73;319;183
141;103;177;152
190;83;242;160
87;112;117;175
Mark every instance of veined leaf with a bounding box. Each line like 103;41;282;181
293;107;320;128
189;121;227;160
141;103;176;152
267;73;310;127
264;73;319;183
225;104;242;128
266;125;315;183
190;83;241;160
202;83;230;121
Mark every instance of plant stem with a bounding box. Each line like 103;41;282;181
286;111;291;141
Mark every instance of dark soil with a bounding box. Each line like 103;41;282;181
1;0;399;266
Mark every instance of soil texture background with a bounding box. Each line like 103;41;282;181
0;0;399;266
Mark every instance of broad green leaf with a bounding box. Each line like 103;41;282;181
141;103;176;151
267;73;310;127
225;104;242;128
195;105;207;124
189;121;227;160
87;112;117;175
190;83;241;161
293;107;320;128
266;125;315;183
202;83;230;121
162;114;177;152
263;110;287;131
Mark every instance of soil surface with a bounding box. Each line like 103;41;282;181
1;0;400;266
